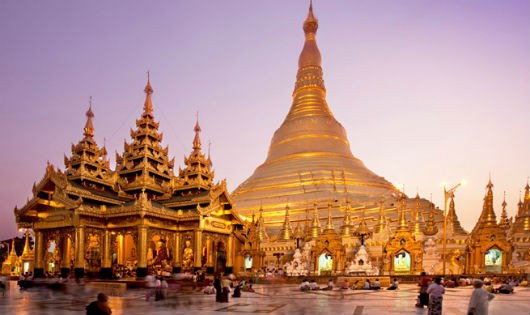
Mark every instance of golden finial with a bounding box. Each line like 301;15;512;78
303;0;318;34
84;96;95;138
193;113;202;151
143;71;154;115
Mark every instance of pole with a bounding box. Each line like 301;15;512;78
442;187;447;276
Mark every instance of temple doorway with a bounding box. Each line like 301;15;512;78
318;253;333;275
45;240;60;275
393;251;411;274
216;241;226;273
485;248;502;273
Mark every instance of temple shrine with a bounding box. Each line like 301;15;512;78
13;79;248;278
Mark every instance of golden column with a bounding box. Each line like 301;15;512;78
74;226;85;269
102;230;111;268
206;237;214;268
34;230;44;277
61;236;71;270
194;230;203;269
227;235;234;269
173;233;181;271
137;224;148;277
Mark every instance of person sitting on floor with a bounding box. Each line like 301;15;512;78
203;283;215;294
232;282;242;298
300;279;310;291
351;280;360;290
387;278;399;290
363;279;371;290
309;279;320;290
496;282;514;294
342;279;350;289
247;284;255;293
322;279;334;291
372;279;381;290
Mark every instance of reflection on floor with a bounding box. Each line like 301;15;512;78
0;281;529;315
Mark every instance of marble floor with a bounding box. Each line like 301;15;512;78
0;281;529;315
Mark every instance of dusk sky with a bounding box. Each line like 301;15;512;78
0;1;528;241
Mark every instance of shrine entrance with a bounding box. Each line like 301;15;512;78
215;241;226;273
318;252;333;275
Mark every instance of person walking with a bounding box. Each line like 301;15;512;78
426;277;445;315
417;271;431;308
468;280;495;315
213;274;222;302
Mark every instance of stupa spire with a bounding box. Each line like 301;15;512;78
324;203;335;231
472;178;499;233
83;97;95;138
279;204;293;240
257;205;269;241
340;199;353;237
499;191;511;230
310;202;321;239
231;1;396;223
446;195;467;235
396;200;410;233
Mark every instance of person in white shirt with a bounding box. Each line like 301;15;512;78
468;279;495;315
300;279;310;291
363;279;371;290
372;279;381;290
426;277;445;315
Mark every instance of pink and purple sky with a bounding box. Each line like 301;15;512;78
0;1;528;240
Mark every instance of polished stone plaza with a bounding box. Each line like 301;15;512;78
0;282;529;315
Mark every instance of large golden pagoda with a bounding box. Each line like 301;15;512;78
233;4;408;228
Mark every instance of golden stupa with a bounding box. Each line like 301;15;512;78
233;3;399;227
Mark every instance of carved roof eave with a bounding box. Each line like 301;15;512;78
64;184;125;205
32;168;67;195
15;196;40;218
100;204;200;222
66;174;115;189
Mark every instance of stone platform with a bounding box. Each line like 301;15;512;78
0;281;529;314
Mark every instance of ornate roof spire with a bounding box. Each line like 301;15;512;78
423;201;439;236
257;204;269;241
116;76;175;197
193;113;202;152
499;191;511;230
524;179;530;202
340;199;353;237
65;103;114;189
446;194;467;235
324;203;335;231
374;197;388;233
177;116;214;189
279;203;293;240
410;193;424;237
310;202;321;239
396;199;410;233
472;178;499;234
83;97;95;138
143;71;154;116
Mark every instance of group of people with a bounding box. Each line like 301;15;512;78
144;273;169;301
416;272;498;315
302;278;399;291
